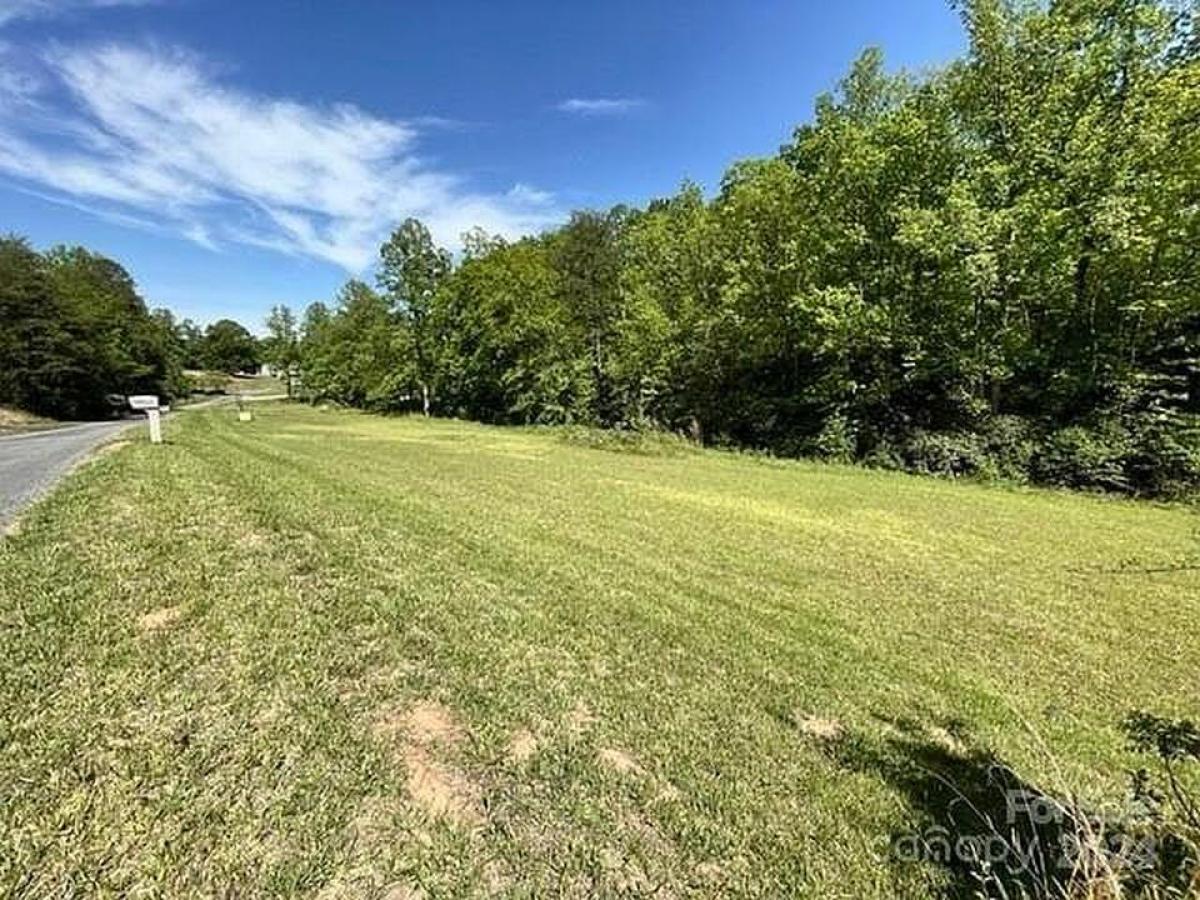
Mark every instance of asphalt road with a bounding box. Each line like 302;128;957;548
0;419;136;528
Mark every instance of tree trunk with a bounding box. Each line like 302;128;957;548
422;382;430;417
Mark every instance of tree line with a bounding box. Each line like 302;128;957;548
0;235;260;418
292;0;1200;496
4;0;1196;495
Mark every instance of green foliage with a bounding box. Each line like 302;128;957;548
175;318;206;369
377;218;452;415
261;304;300;397
810;411;857;463
299;281;414;410
0;236;186;418
186;370;231;394
201;319;259;375
1120;711;1200;892
292;0;1200;497
554;423;699;457
1032;425;1132;492
1031;399;1200;496
1125;712;1200;763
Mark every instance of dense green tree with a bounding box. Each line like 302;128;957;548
433;234;583;422
176;318;206;369
291;0;1199;496
148;308;191;401
300;282;413;409
262;304;300;397
377;219;452;415
202;319;259;374
0;237;88;417
551;209;627;425
44;246;174;401
0;238;188;417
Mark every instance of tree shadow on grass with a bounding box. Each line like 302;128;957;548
818;716;1105;899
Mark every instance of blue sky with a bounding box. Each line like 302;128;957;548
0;0;965;329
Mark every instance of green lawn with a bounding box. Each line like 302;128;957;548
2;404;1197;898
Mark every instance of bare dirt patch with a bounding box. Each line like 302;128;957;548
928;724;968;755
505;728;539;764
793;713;844;741
404;701;465;747
402;746;482;827
598;747;643;775
373;700;482;828
566;700;598;732
137;605;184;633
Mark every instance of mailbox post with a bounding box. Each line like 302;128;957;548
128;395;163;444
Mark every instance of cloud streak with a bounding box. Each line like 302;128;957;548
556;97;646;116
0;0;154;26
0;42;560;269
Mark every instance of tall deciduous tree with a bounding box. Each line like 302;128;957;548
203;319;259;375
262;305;300;397
377;219;451;415
290;0;1199;496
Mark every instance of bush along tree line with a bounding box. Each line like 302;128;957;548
294;0;1200;498
0;235;261;418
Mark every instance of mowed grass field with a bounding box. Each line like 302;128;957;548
1;404;1197;898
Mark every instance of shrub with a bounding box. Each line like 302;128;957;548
809;411;857;463
1119;711;1200;894
556;424;698;457
186;371;230;395
1123;410;1200;498
898;429;988;478
861;440;905;471
1028;408;1200;498
1031;424;1132;492
976;415;1037;483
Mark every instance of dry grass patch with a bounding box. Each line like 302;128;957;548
92;438;130;458
794;713;845;741
505;728;539;764
315;797;426;900
236;529;270;550
928;724;969;755
598;747;643;776
374;701;483;829
403;749;483;828
136;604;184;633
565;700;597;733
403;701;465;747
0;405;51;428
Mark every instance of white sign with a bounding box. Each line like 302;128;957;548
128;394;159;411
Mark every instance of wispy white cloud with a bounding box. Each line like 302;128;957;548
0;42;561;269
556;97;647;116
0;0;154;26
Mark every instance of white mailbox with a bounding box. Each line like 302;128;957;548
127;395;164;443
128;395;159;411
